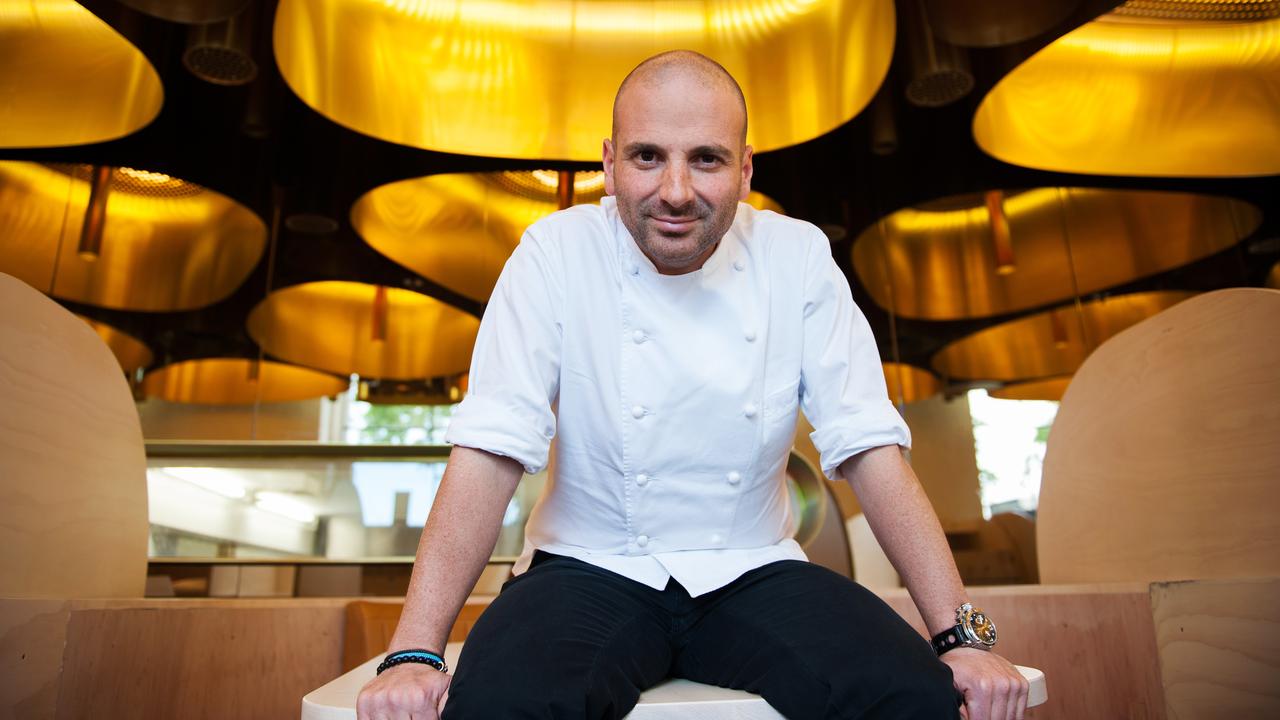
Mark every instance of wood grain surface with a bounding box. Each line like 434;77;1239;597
1150;577;1280;719
1039;288;1280;585
0;273;149;599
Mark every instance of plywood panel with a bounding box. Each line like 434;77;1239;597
1150;577;1280;720
0;599;72;720
55;603;346;720
1039;289;1280;584
879;583;1166;720
0;273;149;598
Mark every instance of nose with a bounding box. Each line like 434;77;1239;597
658;160;694;211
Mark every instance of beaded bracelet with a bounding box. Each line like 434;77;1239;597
376;649;449;675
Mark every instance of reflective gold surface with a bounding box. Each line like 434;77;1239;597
1268;261;1280;290
143;358;349;404
973;7;1280;176
77;315;153;374
246;281;480;380
932;291;1196;381
274;0;895;160
989;376;1072;402
0;0;163;148
882;362;942;405
852;188;1258;321
353;170;783;303
0;162;267;312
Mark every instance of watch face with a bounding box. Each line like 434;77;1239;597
965;608;998;646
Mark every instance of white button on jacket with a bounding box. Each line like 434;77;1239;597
446;197;911;597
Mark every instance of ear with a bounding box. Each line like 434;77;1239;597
602;138;616;196
738;145;754;201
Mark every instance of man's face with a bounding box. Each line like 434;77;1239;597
603;74;753;275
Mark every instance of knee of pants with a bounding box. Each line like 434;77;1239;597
833;664;962;719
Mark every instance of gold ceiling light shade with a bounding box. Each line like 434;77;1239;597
273;0;895;160
989;376;1073;402
76;315;153;375
142;358;349;405
0;162;267;312
931;290;1196;381
1268;261;1280;289
852;188;1260;321
118;0;250;25
973;2;1280;177
246;281;480;380
0;0;163;149
353;170;785;303
882;362;943;405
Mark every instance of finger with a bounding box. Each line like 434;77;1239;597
1014;673;1029;720
988;678;1009;720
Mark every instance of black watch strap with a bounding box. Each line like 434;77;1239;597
931;626;968;656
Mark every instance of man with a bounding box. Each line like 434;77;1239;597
358;51;1029;719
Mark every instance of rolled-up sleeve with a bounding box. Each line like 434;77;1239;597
798;230;911;481
445;231;562;474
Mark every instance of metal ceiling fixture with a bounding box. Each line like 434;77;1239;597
184;5;258;86
922;0;1083;47
0;0;163;148
930;291;1196;381
882;362;943;406
246;281;480;381
119;0;251;25
989;377;1072;402
852;188;1261;321
142;358;349;404
0;161;266;312
974;1;1280;176
273;0;896;160
77;316;153;375
902;0;974;108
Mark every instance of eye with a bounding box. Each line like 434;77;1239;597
637;151;657;163
697;154;723;166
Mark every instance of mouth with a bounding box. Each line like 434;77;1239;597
649;215;700;234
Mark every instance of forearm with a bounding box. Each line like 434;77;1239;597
387;445;524;653
839;444;969;636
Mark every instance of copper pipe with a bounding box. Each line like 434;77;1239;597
371;285;388;342
557;170;574;210
985;190;1015;275
78;165;112;261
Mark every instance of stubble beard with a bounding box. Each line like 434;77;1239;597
623;195;738;272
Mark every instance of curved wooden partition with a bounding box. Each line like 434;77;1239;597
1038;288;1280;584
0;272;148;597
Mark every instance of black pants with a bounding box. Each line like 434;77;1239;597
442;552;961;719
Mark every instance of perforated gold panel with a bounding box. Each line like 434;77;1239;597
143;358;349;404
246;281;480;380
0;0;163;148
973;5;1280;176
353;170;783;303
274;0;895;160
931;291;1196;381
0;162;267;312
852;188;1258;321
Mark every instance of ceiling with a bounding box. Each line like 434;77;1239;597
3;0;1277;401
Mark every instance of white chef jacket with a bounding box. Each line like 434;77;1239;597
444;196;911;597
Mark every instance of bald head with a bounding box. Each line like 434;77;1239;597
612;50;747;145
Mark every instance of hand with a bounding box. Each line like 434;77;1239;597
356;662;452;720
941;648;1029;720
